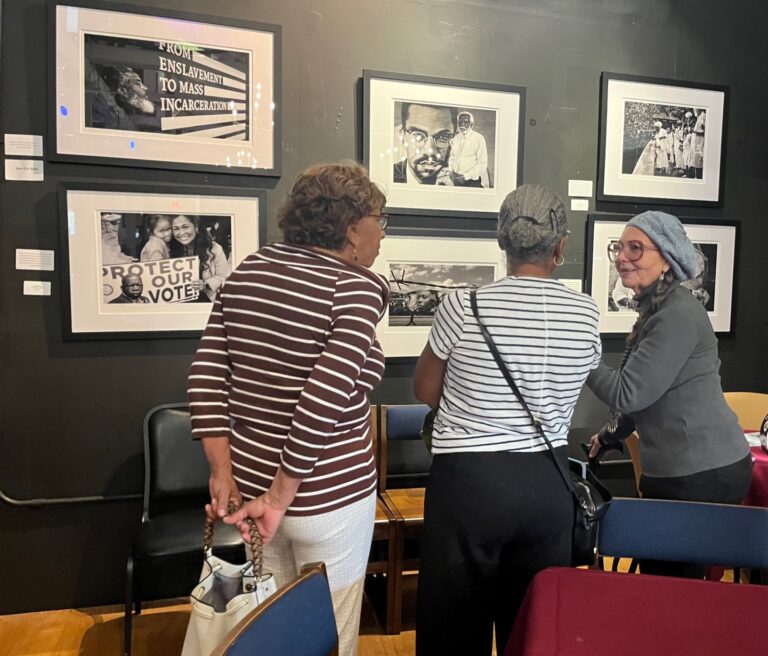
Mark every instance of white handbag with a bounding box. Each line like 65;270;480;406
181;512;278;656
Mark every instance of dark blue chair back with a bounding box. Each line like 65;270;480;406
212;563;338;656
380;404;433;490
598;497;768;569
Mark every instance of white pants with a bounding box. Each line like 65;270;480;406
263;491;376;656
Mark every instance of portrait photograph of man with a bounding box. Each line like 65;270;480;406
393;101;497;188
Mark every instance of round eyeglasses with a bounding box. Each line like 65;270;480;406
405;129;453;149
369;213;389;229
607;240;660;262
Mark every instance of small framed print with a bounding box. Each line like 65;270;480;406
586;214;737;335
364;70;525;219
59;182;265;340
49;1;281;176
597;72;728;206
371;235;506;358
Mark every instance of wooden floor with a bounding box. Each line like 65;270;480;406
0;575;427;656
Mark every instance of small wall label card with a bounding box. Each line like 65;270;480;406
16;249;55;271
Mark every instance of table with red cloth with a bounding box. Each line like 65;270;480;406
744;446;768;507
504;567;768;656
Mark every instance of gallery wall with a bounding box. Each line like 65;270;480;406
1;0;767;613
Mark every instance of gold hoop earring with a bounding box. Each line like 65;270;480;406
554;254;565;267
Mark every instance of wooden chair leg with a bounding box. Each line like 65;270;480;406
124;554;134;656
387;517;405;635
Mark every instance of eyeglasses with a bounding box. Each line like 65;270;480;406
369;213;389;229
607;240;660;262
405;129;452;148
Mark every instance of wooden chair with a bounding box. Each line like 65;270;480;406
723;392;768;430
366;405;400;634
211;562;338;656
376;404;433;634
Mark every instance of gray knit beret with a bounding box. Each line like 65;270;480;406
626;211;697;281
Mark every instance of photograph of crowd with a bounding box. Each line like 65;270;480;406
621;101;707;179
387;262;496;326
606;240;717;313
392;101;497;188
100;212;233;305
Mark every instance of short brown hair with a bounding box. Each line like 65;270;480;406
278;161;386;250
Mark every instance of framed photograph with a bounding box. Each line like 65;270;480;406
585;214;737;335
371;235;506;357
364;70;525;219
59;182;265;340
49;1;281;176
597;72;728;206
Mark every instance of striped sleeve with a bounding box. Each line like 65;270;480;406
428;289;466;360
280;273;384;477
188;294;233;439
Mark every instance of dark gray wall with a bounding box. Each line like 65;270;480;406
1;0;766;613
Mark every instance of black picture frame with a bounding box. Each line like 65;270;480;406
48;0;282;177
597;72;728;207
363;69;525;220
58;181;266;340
585;213;738;336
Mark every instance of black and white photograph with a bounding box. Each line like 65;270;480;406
99;211;233;305
84;34;250;139
586;215;737;335
387;262;496;326
598;72;727;205
364;70;524;218
392;101;497;189
51;2;280;176
60;183;264;340
372;236;506;357
621;102;706;179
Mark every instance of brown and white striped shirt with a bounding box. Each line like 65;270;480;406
188;243;389;516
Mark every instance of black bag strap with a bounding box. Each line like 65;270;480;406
469;289;576;496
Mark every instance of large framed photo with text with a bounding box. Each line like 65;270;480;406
371;235;506;357
364;70;525;219
49;1;281;176
597;72;727;206
59;183;265;340
585;214;737;336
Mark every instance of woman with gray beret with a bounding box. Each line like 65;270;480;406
413;185;602;654
587;210;752;577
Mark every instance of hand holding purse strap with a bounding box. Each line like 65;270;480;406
203;501;265;579
469;289;576;497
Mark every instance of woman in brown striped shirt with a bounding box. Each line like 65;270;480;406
189;162;389;655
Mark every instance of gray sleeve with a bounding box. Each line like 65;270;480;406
587;304;699;414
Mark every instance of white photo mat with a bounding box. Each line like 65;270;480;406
367;76;522;215
64;188;260;335
589;220;735;334
53;4;276;172
372;236;506;357
601;77;725;203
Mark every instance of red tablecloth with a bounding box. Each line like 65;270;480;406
505;567;768;656
744;446;768;507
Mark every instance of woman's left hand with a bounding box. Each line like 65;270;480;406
223;493;287;547
588;433;603;459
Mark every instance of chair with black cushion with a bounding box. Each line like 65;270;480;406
597;497;768;581
124;403;244;655
211;562;338;656
376;404;433;634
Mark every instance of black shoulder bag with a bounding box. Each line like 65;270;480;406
469;290;611;566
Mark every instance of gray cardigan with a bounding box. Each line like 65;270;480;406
587;281;748;478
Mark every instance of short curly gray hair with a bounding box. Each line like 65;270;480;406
497;184;568;263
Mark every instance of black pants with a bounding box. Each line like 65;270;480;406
416;448;573;656
638;454;754;578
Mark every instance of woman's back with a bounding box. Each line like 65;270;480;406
430;276;601;454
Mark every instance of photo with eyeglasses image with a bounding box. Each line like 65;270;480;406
621;100;707;179
387;262;496;326
393;100;497;188
605;239;717;313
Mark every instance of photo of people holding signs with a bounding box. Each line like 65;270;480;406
99;212;233;305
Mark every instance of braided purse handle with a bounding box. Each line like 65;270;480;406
203;501;265;581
